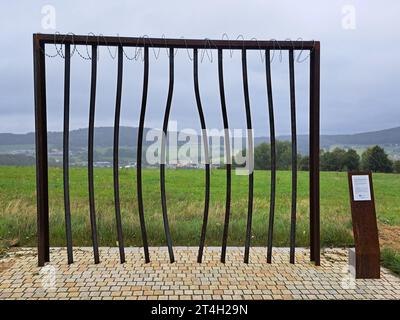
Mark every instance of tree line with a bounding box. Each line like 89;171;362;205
235;141;400;173
1;142;400;173
0;154;59;166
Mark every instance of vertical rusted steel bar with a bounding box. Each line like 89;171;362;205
88;45;100;264
33;36;50;266
218;49;232;263
265;50;276;263
242;50;254;264
137;46;151;263
113;46;126;263
160;47;175;263
63;43;73;264
194;48;211;263
309;43;321;266
289;49;297;264
309;49;315;263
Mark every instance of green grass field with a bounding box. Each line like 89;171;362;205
0;166;399;273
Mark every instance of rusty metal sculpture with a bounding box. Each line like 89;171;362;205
33;34;321;267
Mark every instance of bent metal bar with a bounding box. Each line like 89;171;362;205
33;33;321;267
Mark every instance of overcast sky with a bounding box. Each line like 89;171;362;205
1;0;399;135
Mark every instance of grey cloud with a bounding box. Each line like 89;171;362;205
0;0;399;135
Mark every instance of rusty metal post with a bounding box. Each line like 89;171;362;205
309;42;320;266
33;35;50;266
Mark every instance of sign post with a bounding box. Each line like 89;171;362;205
347;172;380;279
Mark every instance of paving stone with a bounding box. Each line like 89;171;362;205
0;247;399;300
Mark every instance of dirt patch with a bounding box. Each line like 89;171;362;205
0;259;14;273
379;224;400;251
0;239;22;273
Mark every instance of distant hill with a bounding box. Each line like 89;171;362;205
267;127;400;154
0;127;151;150
322;126;400;146
1;126;400;156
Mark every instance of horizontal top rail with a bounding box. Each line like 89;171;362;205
34;33;319;50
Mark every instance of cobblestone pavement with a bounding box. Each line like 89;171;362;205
0;247;399;300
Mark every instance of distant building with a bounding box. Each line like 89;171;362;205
94;161;112;168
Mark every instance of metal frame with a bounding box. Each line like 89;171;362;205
33;33;320;266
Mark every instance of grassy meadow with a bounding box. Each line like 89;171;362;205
0;166;399;253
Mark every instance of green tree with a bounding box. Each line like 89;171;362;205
361;145;393;173
320;147;360;171
254;143;270;170
0;154;35;166
252;141;297;170
320;148;345;171
298;155;309;171
276;141;292;170
343;149;360;171
393;160;400;173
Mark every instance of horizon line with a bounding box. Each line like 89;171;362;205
1;125;400;138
